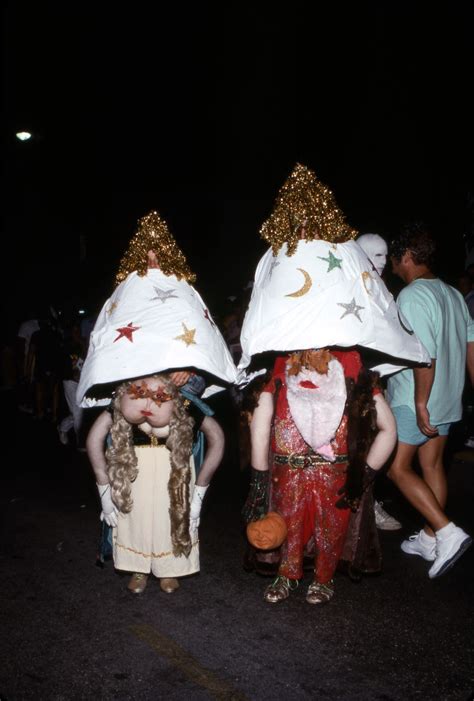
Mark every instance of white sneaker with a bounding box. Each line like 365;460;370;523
374;501;402;531
57;426;69;445
464;436;474;449
428;523;472;579
401;530;436;561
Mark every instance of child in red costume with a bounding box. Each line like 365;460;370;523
237;165;418;604
243;348;396;604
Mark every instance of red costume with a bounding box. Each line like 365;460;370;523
263;350;380;583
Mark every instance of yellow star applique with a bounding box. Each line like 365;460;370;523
106;301;118;315
175;323;197;346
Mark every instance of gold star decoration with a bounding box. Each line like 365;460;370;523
106;301;118;315
174;323;197;346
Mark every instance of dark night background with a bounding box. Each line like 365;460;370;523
2;2;474;328
2;6;474;699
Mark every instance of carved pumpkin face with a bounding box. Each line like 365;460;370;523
246;511;288;550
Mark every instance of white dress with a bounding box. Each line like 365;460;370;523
112;427;199;577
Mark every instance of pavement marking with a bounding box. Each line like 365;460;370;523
130;624;249;701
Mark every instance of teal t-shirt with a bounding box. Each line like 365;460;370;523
387;278;474;424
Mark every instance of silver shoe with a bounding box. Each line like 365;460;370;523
264;575;297;603
306;580;334;605
374;500;402;531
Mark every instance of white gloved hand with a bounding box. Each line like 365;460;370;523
97;483;119;527
190;485;208;532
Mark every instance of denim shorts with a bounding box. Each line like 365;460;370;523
391;405;451;446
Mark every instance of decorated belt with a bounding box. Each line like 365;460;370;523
273;453;348;469
134;435;168;448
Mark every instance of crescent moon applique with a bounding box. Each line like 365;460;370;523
362;271;373;295
285;268;313;298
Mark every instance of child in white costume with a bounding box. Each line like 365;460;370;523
87;373;223;594
79;211;237;594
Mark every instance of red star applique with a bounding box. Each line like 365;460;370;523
114;322;140;343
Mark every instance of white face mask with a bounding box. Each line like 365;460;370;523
357;234;388;276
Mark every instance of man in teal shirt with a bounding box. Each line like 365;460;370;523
387;224;474;578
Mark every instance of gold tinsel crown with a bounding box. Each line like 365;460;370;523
260;163;358;256
115;211;196;286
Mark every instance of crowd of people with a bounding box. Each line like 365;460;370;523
3;163;474;605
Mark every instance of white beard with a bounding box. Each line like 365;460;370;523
286;359;347;462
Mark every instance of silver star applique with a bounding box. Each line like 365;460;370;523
267;259;280;281
151;287;178;304
337;297;365;322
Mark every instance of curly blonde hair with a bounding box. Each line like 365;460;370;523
106;374;195;558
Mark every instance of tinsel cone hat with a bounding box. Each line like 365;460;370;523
238;165;430;378
77;211;238;406
260;163;358;255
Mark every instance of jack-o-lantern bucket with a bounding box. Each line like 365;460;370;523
246;511;288;550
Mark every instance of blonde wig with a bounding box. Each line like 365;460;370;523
106;374;195;558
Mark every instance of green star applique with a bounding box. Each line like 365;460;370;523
318;250;343;272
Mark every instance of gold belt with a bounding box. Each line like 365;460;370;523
273;453;348;469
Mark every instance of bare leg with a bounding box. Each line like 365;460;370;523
417;435;448;536
387;441;449;532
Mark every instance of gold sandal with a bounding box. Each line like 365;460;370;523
160;577;179;594
127;572;148;595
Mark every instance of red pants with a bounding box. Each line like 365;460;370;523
271;461;350;583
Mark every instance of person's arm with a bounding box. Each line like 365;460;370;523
366;393;397;470
195;416;225;487
86;410;118;526
397;293;438;437
249;391;274;472
170;371;191;387
241;390;274;523
86;410;113;484
467;341;474;387
413;360;438;437
189;415;224;529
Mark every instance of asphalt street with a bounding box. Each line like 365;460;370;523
1;393;473;701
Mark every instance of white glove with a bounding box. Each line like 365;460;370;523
97;483;119;527
190;485;208;531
